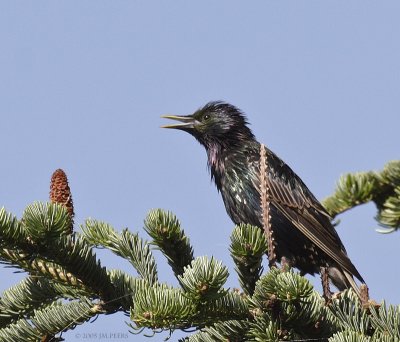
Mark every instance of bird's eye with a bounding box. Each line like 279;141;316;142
203;114;210;121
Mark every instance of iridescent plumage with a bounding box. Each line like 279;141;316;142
163;101;364;294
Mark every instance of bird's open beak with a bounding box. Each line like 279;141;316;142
161;115;198;130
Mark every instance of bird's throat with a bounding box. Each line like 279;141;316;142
206;143;227;191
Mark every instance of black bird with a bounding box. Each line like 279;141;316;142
162;101;364;295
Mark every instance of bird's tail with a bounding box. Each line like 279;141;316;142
343;270;361;298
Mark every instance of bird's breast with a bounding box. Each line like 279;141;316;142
218;162;262;227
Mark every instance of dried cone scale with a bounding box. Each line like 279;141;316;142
50;169;74;234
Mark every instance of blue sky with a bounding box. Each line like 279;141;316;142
1;2;399;341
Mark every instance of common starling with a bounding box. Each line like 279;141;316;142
162;101;364;295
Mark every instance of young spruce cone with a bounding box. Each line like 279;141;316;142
50;169;74;234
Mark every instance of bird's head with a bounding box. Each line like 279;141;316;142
162;101;255;150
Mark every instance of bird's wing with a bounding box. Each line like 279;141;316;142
263;148;364;282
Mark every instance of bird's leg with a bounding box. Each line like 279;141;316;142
280;256;290;272
259;144;277;268
320;266;332;302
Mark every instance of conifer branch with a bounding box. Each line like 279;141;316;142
249;268;333;339
183;320;249;342
328;331;370;342
144;209;194;278
0;277;58;327
131;283;195;330
82;220;158;285
369;301;400;339
20;203;119;304
248;317;285;341
131;283;249;333
42;235;118;306
0;299;102;341
0;160;399;340
230;224;267;296
23;202;73;242
327;290;370;334
0;207;30;251
0;319;42;341
32;299;102;336
107;270;140;312
323;160;400;232
1;203;121;308
178;256;228;302
0;248;87;291
323;172;378;217
198;291;249;322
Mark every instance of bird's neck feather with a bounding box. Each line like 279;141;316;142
206;141;226;190
205;127;255;188
207;142;223;175
206;140;248;190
